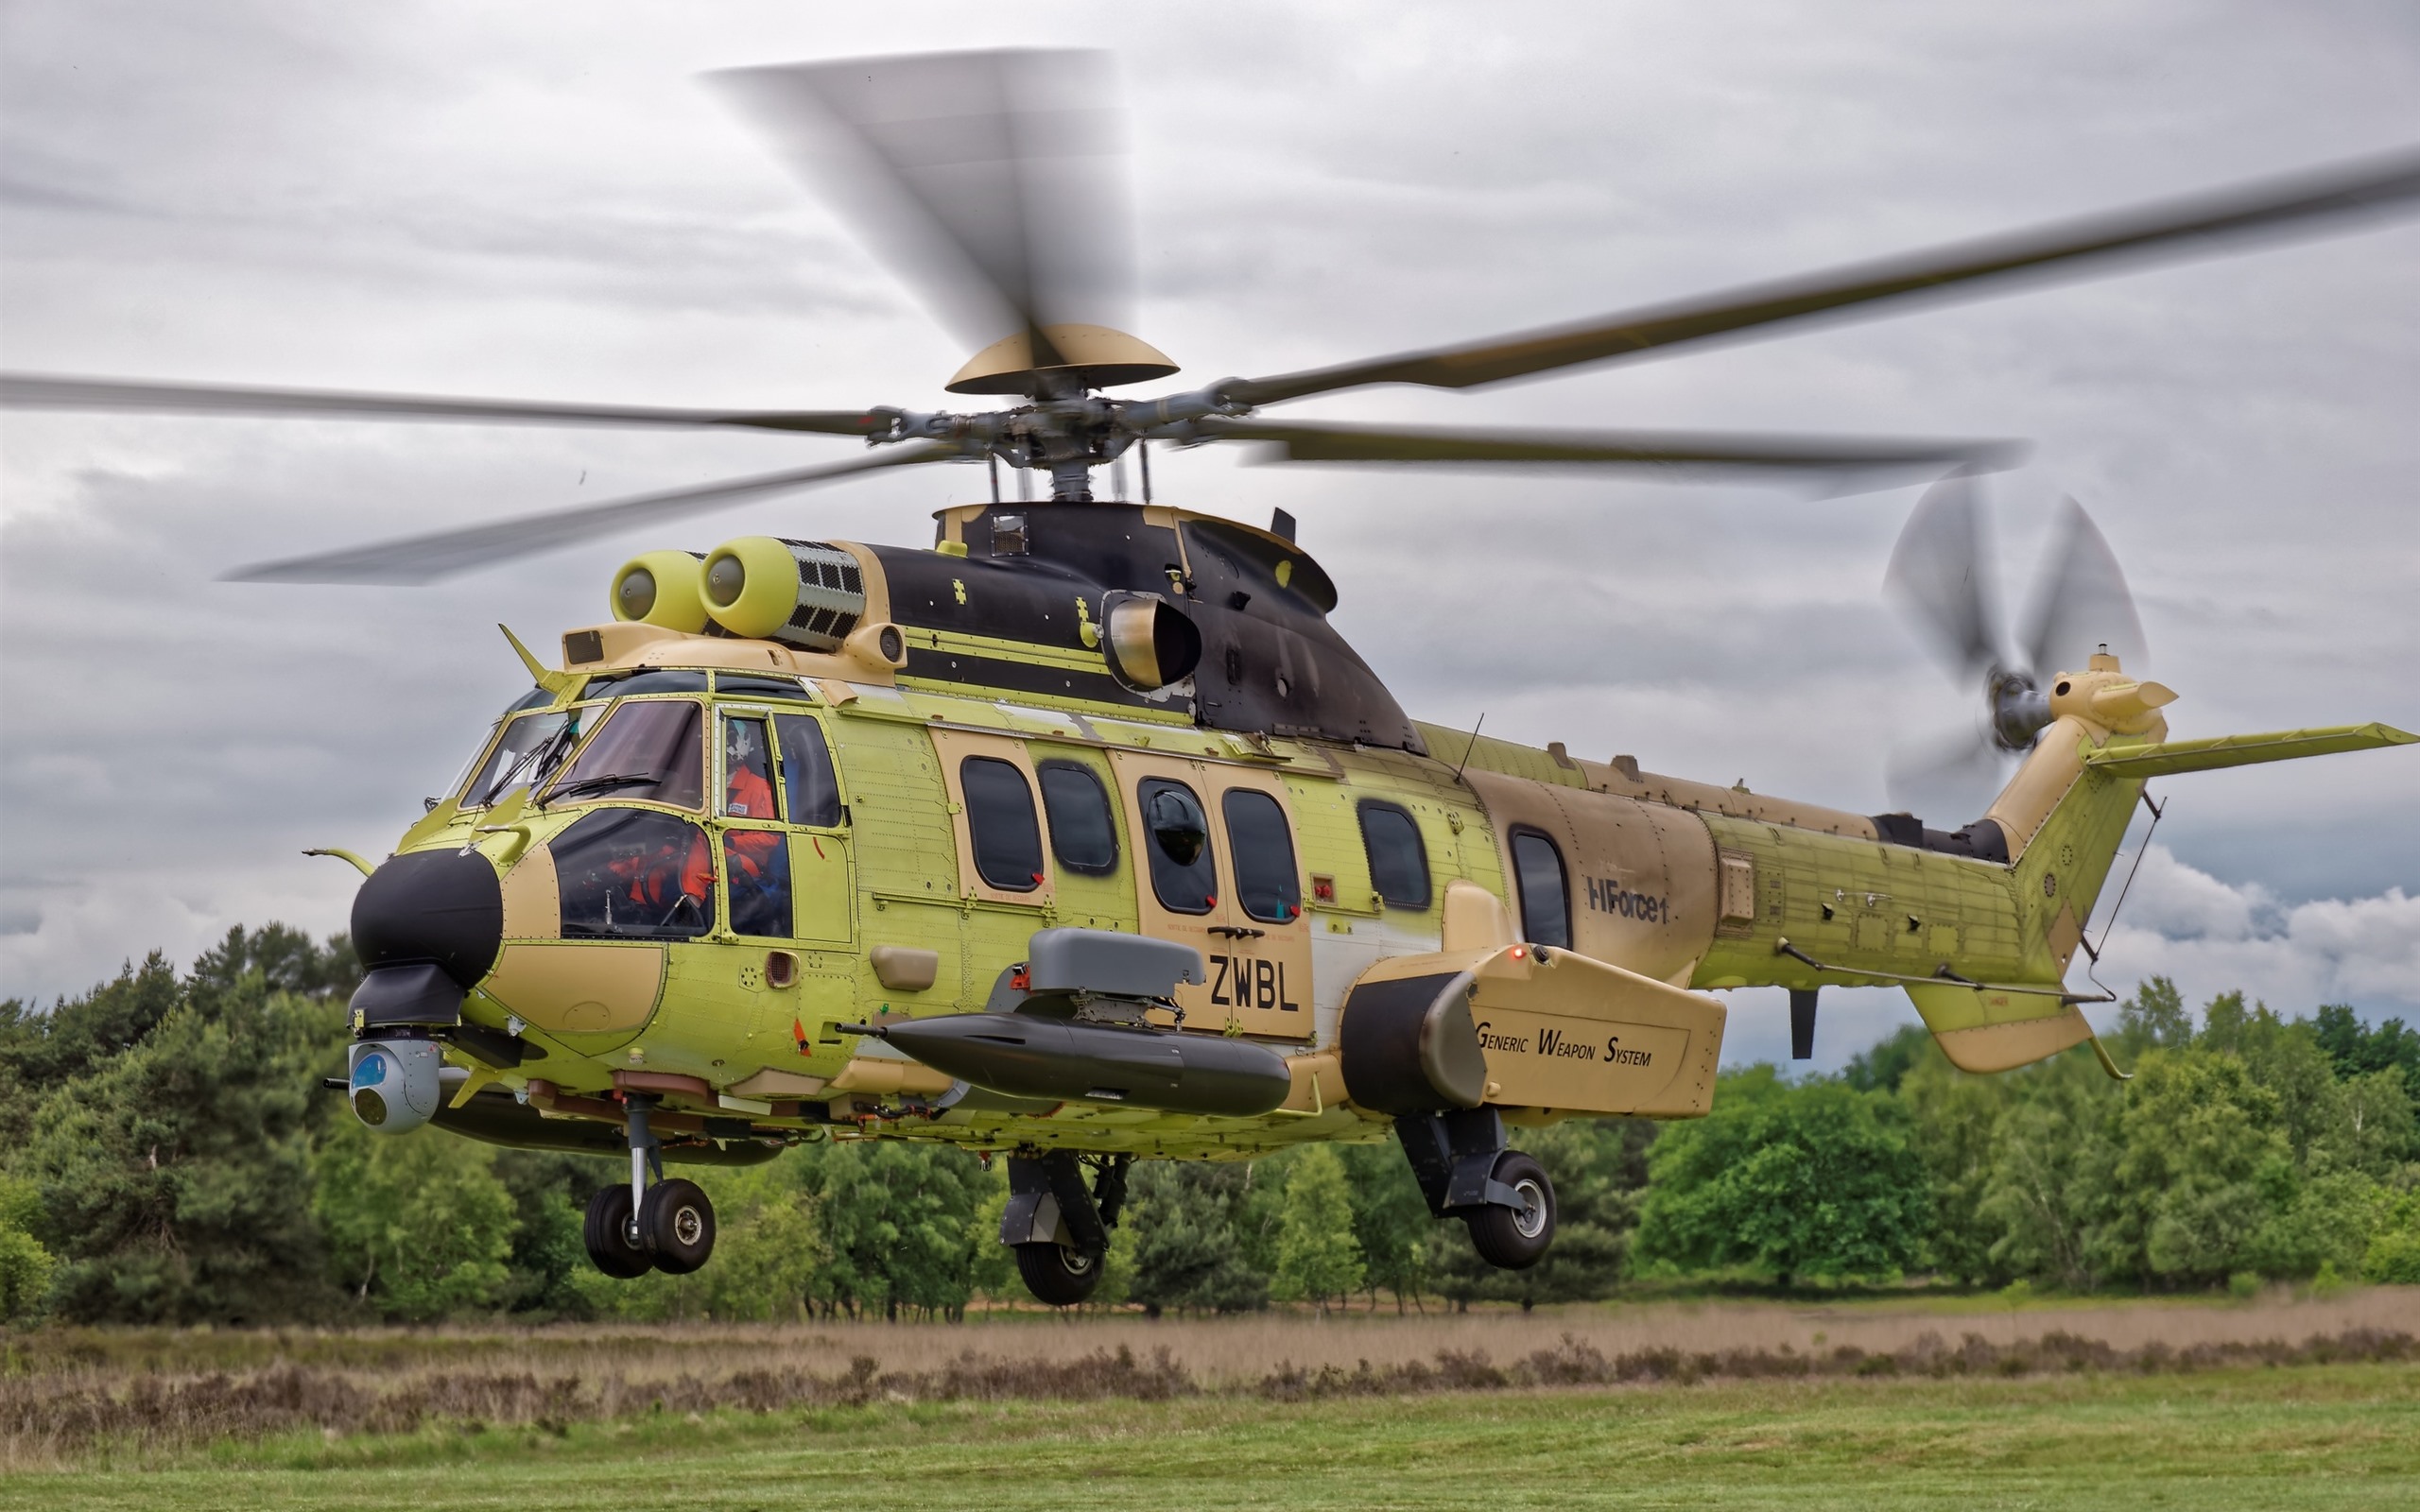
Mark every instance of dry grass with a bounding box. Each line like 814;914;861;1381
4;1288;2414;1469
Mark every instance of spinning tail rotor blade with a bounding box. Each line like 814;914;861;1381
2022;497;2146;678
0;373;902;436
1885;476;2006;685
1219;147;2420;409
1886;721;2012;819
222;440;958;585
711;49;1135;365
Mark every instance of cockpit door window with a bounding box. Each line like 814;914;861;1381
772;713;842;828
721;716;777;818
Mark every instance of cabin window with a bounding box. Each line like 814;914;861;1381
773;714;841;828
1039;761;1119;875
961;756;1046;893
553;808;715;939
722;828;791;938
1511;829;1572;949
1138;778;1218;915
547;698;704;808
460;707;586;808
1357;800;1431;910
1223;790;1302;923
721;717;776;819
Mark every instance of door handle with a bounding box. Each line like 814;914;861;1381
1208;925;1266;939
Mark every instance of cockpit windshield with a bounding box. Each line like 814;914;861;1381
543;698;704;809
460;706;587;808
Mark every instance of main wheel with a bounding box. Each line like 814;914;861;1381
583;1185;654;1278
1464;1151;1556;1270
1014;1241;1103;1306
642;1178;717;1275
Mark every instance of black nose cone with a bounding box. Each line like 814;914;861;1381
352;848;504;988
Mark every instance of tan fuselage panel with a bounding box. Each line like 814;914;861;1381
1459;767;1719;981
483;941;666;1036
1347;945;1726;1119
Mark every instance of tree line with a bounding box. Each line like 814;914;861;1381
2;926;2414;1325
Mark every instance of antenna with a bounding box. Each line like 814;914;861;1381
1452;712;1487;784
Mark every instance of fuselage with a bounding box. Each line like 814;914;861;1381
354;508;2151;1162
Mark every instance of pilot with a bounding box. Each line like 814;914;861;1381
722;722;786;908
609;826;715;925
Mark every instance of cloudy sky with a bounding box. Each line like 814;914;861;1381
4;1;2414;1070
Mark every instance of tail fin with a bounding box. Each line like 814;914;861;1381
1905;719;2411;1077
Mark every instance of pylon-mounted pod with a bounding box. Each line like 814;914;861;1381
1100;590;1202;693
610;549;710;633
700;536;868;651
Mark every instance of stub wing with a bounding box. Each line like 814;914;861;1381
2080;721;2414;778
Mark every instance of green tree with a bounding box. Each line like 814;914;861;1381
1125;1160;1267;1315
1843;1023;1935;1094
1634;1067;1930;1286
22;971;347;1324
0;1174;56;1322
797;1139;989;1320
314;1120;517;1319
2113;975;2193;1055
1270;1144;1363;1314
2311;1005;2420;1090
2089;1049;2288;1286
1899;1046;2012;1284
0;954;183;1150
1339;1140;1434;1312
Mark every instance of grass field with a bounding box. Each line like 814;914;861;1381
8;1292;2417;1510
9;1367;2417;1511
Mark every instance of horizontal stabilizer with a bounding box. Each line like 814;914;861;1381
2081;722;2414;778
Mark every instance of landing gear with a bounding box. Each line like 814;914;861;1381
643;1177;717;1274
1395;1108;1559;1271
1000;1150;1128;1306
580;1092;718;1279
1014;1241;1103;1306
1462;1150;1556;1269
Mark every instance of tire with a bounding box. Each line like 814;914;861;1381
1014;1241;1103;1306
583;1185;654;1278
1464;1151;1555;1270
642;1178;717;1275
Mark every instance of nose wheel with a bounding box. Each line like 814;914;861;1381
580;1092;717;1278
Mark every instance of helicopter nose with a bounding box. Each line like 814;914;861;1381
348;849;504;1027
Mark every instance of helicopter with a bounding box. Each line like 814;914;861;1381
4;50;2413;1305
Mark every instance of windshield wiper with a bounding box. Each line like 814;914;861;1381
542;770;663;804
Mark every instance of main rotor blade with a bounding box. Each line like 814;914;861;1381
1190;418;2027;476
711;50;1134;366
224;440;958;586
1885;476;2006;686
0;372;900;436
2021;497;2145;678
1220;147;2420;408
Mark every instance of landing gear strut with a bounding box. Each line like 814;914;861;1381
1394;1108;1558;1270
1001;1150;1129;1306
581;1091;718;1278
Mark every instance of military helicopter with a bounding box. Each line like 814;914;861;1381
6;50;2414;1304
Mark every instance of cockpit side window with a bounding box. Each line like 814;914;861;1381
546;699;704;809
773;714;841;828
553;808;716;939
460;707;585;808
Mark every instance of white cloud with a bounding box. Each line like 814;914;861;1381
2093;846;2420;1021
3;1;2415;1010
